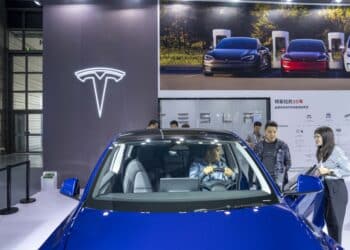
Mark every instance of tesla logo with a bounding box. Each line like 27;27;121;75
75;67;126;118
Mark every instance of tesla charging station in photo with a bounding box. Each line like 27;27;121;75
212;29;231;47
328;32;344;70
272;31;289;68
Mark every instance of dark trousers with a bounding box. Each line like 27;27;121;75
324;178;348;244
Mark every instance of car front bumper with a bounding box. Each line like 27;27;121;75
281;60;328;72
203;60;258;73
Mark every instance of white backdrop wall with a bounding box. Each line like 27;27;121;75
159;91;350;170
271;91;350;169
160;99;268;140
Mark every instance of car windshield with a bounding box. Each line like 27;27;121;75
216;38;257;50
86;138;277;212
288;41;325;52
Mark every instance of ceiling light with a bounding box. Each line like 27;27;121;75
335;0;342;3
34;0;41;6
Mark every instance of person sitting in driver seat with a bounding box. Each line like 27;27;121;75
189;145;234;184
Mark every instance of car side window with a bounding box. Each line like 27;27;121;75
223;144;238;173
230;143;262;190
218;145;227;164
92;145;121;197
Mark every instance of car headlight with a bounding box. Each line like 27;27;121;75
204;55;214;61
241;55;255;61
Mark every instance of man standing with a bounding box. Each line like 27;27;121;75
254;121;291;190
246;121;263;148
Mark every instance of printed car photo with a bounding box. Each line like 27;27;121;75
41;129;342;250
281;39;329;75
343;36;350;72
203;37;271;76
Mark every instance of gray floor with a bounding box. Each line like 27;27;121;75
0;154;42;209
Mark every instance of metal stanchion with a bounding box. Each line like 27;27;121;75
20;161;36;204
0;167;19;215
0;160;36;215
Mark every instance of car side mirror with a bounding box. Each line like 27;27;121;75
280;48;286;54
60;178;80;199
283;175;323;197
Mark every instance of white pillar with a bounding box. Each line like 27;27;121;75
272;31;289;69
212;29;231;47
328;32;345;70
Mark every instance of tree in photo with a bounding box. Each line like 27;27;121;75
276;5;311;39
320;7;350;34
250;4;277;47
160;3;203;65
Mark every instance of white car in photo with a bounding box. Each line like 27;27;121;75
344;36;350;72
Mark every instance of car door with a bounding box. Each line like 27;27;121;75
284;167;325;230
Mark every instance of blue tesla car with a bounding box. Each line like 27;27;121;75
203;37;271;76
41;129;342;250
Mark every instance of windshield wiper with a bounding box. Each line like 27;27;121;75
193;199;272;212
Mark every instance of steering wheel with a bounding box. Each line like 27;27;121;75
200;167;236;191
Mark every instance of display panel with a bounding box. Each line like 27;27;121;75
159;98;270;140
160;2;350;90
270;92;350;169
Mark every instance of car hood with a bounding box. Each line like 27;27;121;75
210;49;256;60
286;51;326;61
64;204;324;250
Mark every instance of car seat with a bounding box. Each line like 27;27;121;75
123;159;152;193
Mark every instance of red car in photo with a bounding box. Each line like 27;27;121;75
281;39;329;75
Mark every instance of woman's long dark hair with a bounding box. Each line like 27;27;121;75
314;126;335;162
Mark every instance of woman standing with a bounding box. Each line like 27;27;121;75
314;126;350;244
